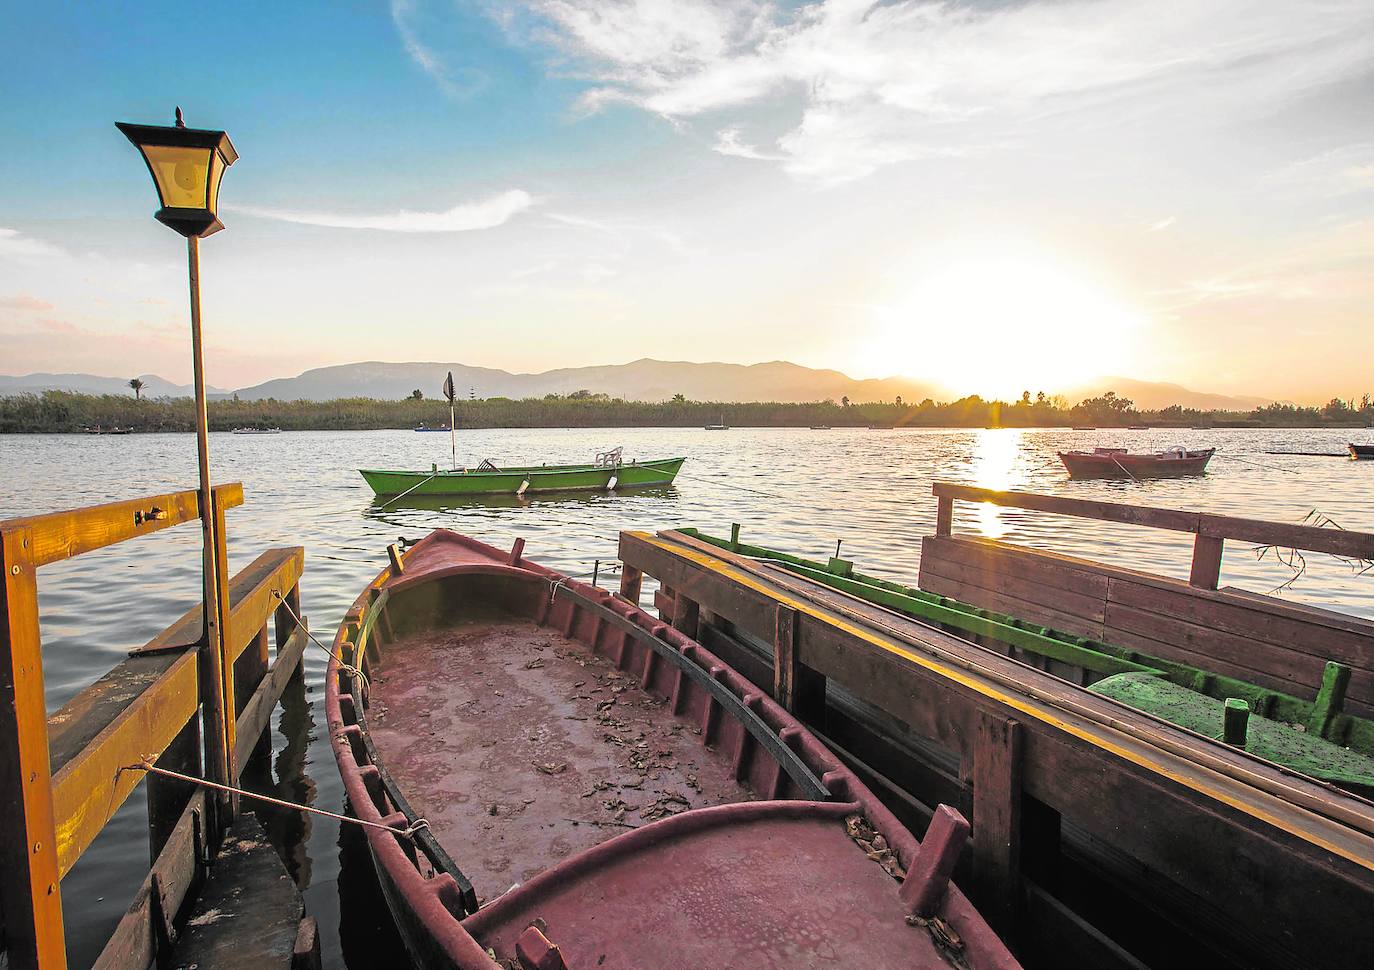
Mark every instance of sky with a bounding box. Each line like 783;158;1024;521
1;0;1372;403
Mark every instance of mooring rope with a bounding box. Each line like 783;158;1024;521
376;469;442;509
122;760;429;840
271;589;370;692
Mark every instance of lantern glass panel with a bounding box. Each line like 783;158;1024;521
141;144;213;210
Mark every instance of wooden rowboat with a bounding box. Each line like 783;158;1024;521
326;531;1021;969
1058;446;1214;478
1351;443;1374;460
359;457;684;498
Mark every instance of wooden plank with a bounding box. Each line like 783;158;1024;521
973;712;1022;935
0;483;243;569
92;791;207;970
919;561;1105;641
50;649;199;877
0;527;65;970
917;551;1108;625
933;482;1202;534
932;482;1374;560
619;564;643;604
936;494;953;536
672;594;701;639
147;715;200;865
234;625;308;770
1188;535;1224;590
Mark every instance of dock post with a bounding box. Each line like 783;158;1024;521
773;605;826;725
0;527;66;969
619;564;643;606
672;595;701;639
936;495;954;536
1189;534;1224;590
973;711;1023;937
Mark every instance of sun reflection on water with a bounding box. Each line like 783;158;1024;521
971;428;1027;539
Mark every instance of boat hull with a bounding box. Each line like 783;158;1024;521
1058;448;1214;478
1351;443;1374;460
325;532;1019;970
358;457;684;496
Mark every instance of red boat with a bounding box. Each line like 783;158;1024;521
326;530;1021;969
1058;445;1215;479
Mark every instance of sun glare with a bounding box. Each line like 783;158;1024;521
863;255;1143;400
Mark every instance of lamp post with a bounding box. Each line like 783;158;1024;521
117;108;239;814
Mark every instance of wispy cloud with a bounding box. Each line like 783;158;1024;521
0;228;61;259
391;0;489;100
712;127;782;161
509;0;1374;183
1146;217;1177;233
0;293;54;311
231;190;536;232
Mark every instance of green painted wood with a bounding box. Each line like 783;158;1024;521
359;457;684;497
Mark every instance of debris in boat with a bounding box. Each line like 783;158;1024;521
686;774;702;792
523;658;545;670
534;761;568;775
641;790;693;821
846;813;906;880
906;914;970;970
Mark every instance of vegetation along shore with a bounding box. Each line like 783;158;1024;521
3;388;1372;434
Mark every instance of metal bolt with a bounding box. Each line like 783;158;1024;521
32;842;40;854
10;564;19;575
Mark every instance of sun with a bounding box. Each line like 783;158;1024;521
861;254;1143;400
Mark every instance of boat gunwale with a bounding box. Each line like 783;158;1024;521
324;529;1015;968
358;456;687;478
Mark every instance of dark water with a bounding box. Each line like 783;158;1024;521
2;426;1371;967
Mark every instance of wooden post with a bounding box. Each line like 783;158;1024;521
0;527;66;969
973;711;1023;936
1189;534;1224;590
773;605;825;724
211;489;238;795
672;595;701;639
936;495;954;536
274;582;301;652
619;564;643;605
148;714;201;865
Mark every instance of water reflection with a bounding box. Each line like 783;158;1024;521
970;428;1026;539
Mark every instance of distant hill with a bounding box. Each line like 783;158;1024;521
0;372;230;399
1;360;1272;411
231;359;945;404
1064;377;1270;412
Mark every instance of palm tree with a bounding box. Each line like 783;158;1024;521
128;378;145;400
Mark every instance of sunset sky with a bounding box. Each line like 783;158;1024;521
1;1;1371;402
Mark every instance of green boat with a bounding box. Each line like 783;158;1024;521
360;456;685;498
681;524;1374;796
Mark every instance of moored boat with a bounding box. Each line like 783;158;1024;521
1351;443;1374;460
414;422;451;432
1058;445;1214;478
83;425;132;435
704;412;729;430
326;531;1020;969
359;456;685;497
231;426;281;434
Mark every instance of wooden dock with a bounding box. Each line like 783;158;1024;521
0;485;319;969
618;492;1374;969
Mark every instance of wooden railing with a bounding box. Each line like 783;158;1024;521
0;484;307;970
932;482;1374;590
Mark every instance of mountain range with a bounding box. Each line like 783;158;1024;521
0;359;1272;411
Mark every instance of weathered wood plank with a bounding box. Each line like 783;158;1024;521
1189;535;1225;590
918;551;1108;625
919;561;1105;642
672;594;701;639
921;534;1113;598
50;650;199;877
973;712;1022;935
0;483;243;569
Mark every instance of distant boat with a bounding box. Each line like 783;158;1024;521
360;457;685;498
867;424;893;430
1351;443;1374;460
232;426;280;434
1071;426;1096;431
414;422;451;432
83;426;132;435
704;412;730;431
809;425;832;430
1058;446;1215;479
1127;424;1149;430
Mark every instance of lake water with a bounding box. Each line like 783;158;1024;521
2;426;1371;967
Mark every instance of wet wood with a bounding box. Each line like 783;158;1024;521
235;624;308;769
1189;535;1225;590
672;593;701;638
973;712;1022;936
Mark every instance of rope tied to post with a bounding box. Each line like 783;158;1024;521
122;760;430;840
271;588;370;692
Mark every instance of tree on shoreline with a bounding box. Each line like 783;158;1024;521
128;378;145;400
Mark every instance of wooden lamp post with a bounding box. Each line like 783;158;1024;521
116;108;239;812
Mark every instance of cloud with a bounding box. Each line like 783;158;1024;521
0;228;61;259
509;0;1374;183
391;0;489;100
0;293;54;311
230;190;536;232
712;127;782;161
1268;143;1374;196
1146;217;1177;232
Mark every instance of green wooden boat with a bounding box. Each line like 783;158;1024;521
681;525;1374;796
360;456;685;498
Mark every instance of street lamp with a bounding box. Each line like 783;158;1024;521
117;107;239;805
